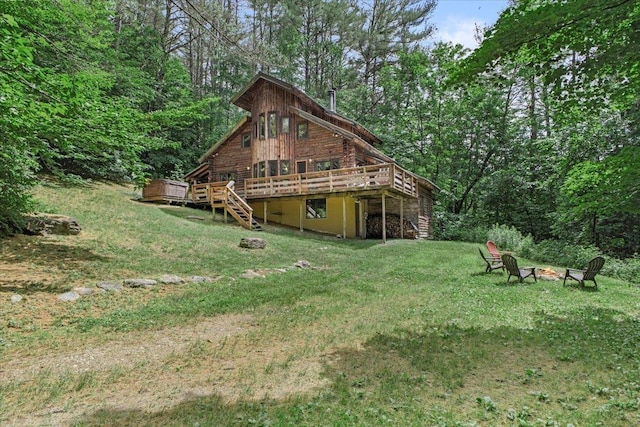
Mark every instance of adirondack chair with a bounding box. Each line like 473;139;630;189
486;240;505;262
563;256;605;288
479;248;504;273
501;254;537;283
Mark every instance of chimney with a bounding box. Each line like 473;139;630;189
328;88;336;112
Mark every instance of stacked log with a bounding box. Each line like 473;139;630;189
366;214;418;239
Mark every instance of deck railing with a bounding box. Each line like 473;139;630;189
244;163;418;199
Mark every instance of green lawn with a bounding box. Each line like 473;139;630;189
1;183;640;426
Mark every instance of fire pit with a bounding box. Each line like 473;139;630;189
537;267;562;281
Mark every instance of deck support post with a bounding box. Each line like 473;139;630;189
342;197;347;238
382;193;387;243
264;201;268;225
299;200;304;232
400;198;404;239
362;200;367;239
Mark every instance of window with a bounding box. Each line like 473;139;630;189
315;159;340;172
253;163;258;178
268;160;278;177
241;133;251;149
296;161;306;174
219;172;237;182
280;160;290;175
258;161;265;177
281;117;290;134
315;160;330;171
296;121;308;139
259;114;265;139
306;199;327;219
254;121;258;138
268;112;277;138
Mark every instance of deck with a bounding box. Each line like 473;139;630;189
243;164;418;200
190;164;418;204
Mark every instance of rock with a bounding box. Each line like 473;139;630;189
73;287;94;296
23;213;81;236
186;216;204;221
58;291;80;302
96;281;122;292
123;278;157;288
240;270;265;279
158;274;184;284
11;295;23;304
293;260;311;269
239;237;267;249
186;276;213;283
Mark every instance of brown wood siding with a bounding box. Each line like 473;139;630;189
251;82;296;166
209;126;253;188
294;123;344;168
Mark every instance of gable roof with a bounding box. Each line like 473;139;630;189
231;72;381;146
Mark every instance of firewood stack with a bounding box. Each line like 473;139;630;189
366;214;418;239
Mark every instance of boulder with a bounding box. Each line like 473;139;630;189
293;260;311;269
23;213;81;236
123;278;157;288
96;281;122;292
58;291;80;302
158;274;184;284
239;237;267;249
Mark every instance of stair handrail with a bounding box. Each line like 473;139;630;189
225;181;253;214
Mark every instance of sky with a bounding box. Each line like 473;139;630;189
431;0;509;49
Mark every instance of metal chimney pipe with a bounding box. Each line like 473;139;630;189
328;88;336;112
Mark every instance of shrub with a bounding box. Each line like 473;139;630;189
487;224;533;254
433;212;488;243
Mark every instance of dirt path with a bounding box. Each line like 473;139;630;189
1;313;333;426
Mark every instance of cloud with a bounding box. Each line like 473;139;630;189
435;16;484;49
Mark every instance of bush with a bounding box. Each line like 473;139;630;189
487;224;532;253
433;212;488;243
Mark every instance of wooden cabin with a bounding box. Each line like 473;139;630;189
184;72;439;241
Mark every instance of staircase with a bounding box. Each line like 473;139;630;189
210;181;263;231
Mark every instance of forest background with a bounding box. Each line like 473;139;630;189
1;0;638;270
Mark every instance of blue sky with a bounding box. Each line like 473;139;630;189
431;0;509;49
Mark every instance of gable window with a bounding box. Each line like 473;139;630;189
268;112;277;138
296;121;308;139
241;133;251;149
306;198;327;219
268;160;278;177
259;114;265;140
280;160;290;175
281;117;290;134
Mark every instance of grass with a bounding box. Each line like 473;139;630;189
1;182;640;426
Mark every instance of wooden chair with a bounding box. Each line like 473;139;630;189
486;240;505;262
563;256;605;288
479;248;504;273
501;254;537;283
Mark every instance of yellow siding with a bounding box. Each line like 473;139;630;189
250;196;358;237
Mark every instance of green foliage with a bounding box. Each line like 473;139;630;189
561;146;640;218
487;224;533;254
432;212;489;243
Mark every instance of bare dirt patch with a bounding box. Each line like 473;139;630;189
1;313;335;426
